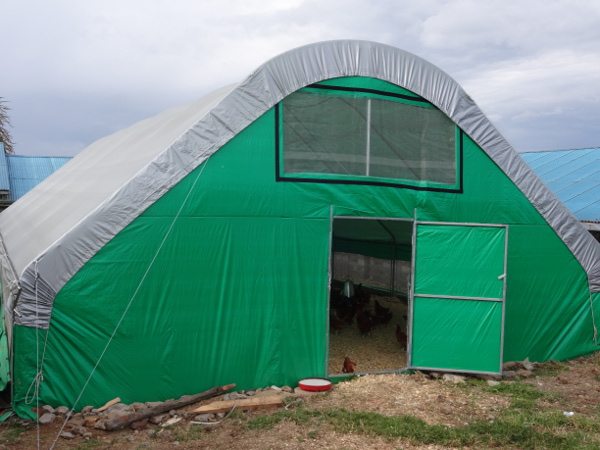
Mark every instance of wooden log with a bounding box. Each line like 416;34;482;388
192;396;285;414
104;383;235;431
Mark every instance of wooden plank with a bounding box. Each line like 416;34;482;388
96;397;121;413
193;396;284;414
105;383;235;431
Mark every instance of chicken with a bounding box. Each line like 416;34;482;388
337;302;357;325
342;355;357;373
354;283;371;305
395;323;408;349
329;310;346;333
373;299;393;325
356;308;375;335
330;287;343;309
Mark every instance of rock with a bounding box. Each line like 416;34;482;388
84;416;100;427
60;432;75;440
487;380;501;387
82;432;93;439
129;402;145;411
39;413;56;425
149;414;167;425
440;406;453;415
70;425;87;436
169;409;177;417
270;385;282;391
429;372;442;379
107;403;133;413
55;406;69;415
68;416;85;427
246;390;256;396
93;420;107;430
194;414;214;422
42;405;55;414
107;409;131;421
81;406;94;415
442;374;466;384
502;370;517;380
130;420;148;430
522;357;535;371
281;386;293;393
146;401;164;408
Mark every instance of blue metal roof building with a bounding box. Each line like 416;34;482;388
0;143;72;210
521;147;600;238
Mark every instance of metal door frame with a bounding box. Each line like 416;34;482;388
326;212;413;376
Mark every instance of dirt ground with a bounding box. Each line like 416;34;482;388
1;352;600;449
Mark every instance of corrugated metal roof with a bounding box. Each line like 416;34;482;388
0;145;9;192
6;155;72;201
521;148;600;223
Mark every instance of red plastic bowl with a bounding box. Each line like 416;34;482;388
298;377;333;392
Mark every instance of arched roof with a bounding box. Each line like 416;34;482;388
2;40;599;330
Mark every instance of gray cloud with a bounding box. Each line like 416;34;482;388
2;0;599;155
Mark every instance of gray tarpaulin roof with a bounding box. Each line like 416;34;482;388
1;40;600;332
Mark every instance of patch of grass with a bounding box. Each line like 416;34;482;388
328;407;600;449
246;407;320;430
175;424;205;442
485;380;560;405
535;360;570;377
228;408;248;421
464;378;488;388
322;408;472;446
72;439;102;450
0;420;27;443
307;428;320;439
248;403;600;449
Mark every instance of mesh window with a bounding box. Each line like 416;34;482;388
369;98;456;184
281;89;457;187
283;93;367;175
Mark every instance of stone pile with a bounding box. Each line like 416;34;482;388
31;384;297;441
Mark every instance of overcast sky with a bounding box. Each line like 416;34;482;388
2;0;600;156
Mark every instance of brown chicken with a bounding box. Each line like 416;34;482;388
374;300;393;325
342;355;357;373
395;323;408;349
330;310;346;333
356;308;375;335
354;283;371;305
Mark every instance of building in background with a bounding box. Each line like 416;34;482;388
521;148;600;242
0;143;72;211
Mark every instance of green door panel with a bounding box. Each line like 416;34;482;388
410;223;506;373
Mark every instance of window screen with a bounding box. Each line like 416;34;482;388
280;85;459;190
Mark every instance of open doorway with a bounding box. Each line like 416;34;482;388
328;217;413;376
